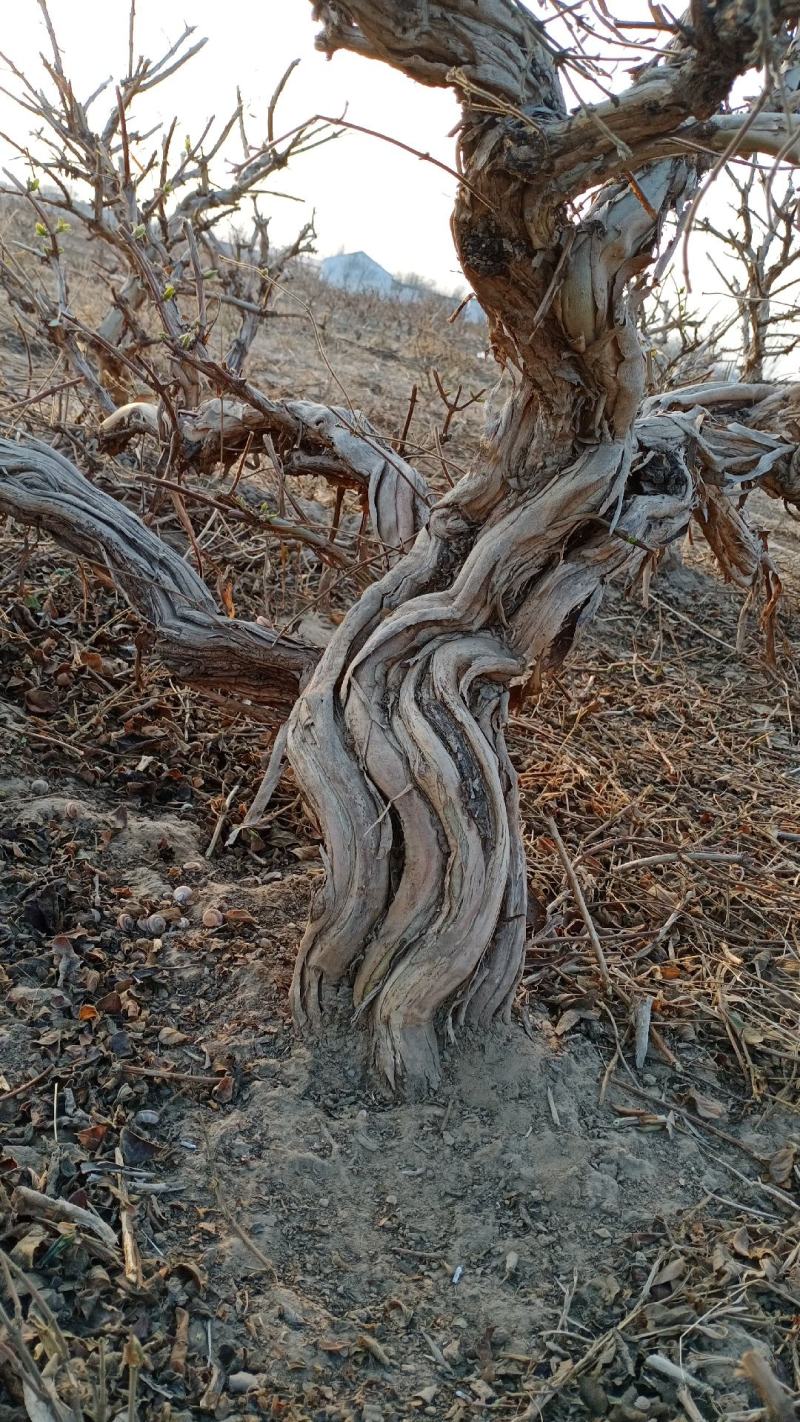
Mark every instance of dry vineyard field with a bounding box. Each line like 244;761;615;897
2;250;800;1421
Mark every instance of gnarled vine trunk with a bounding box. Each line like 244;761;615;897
286;0;800;1087
2;0;800;1093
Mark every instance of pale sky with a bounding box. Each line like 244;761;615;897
0;0;464;290
1;0;798;363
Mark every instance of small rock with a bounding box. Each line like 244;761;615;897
470;1380;495;1403
578;1376;608;1415
227;1372;260;1394
504;1249;519;1277
30;778;49;794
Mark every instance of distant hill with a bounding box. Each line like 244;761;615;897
320;251;397;296
319;250;485;323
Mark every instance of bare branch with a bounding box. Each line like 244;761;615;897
0;437;318;715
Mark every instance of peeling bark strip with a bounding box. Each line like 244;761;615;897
286;0;800;1087
0;438;317;713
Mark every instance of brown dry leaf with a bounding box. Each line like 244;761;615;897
120;1128;158;1165
218;575;236;618
686;1089;727;1120
158;1026;189;1046
652;1256;686;1289
213;1075;234;1103
25;687;58;715
554;1008;582;1036
76;649;104;671
224;908;255;925
170;1307;190;1375
78;1004;98;1021
318;1338;350;1355
767;1143;797;1188
731;1226;753;1259
76;1123;108;1150
10;1227;47;1268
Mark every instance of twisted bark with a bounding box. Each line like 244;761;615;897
286;0;800;1087
4;0;800;1091
99;397;429;559
0;404;428;712
0;437;316;714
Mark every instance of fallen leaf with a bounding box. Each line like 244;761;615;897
213;1075;234;1103
77;1124;108;1150
224;908;255;925
686;1090;726;1120
768;1143;796;1188
158;1026;189;1046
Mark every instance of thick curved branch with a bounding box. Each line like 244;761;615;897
101;396;430;560
546;108;800;195
312;0;563;106
0;437;317;714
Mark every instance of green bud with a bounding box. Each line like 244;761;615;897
35;222;47;237
133;223;146;240
162;283;176;301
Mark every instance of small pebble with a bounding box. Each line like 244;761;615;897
202;908;224;929
135;1110;161;1127
30;778;49;795
228;1372;260;1395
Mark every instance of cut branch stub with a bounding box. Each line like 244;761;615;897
0;437;317;714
